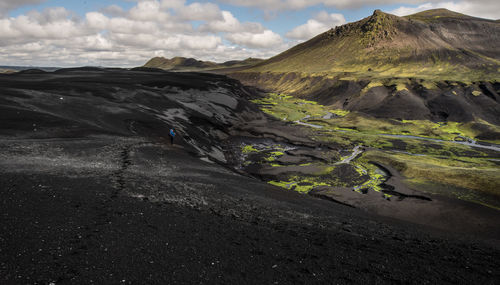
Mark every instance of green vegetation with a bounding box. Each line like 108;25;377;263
253;92;497;144
352;160;388;193
264;159;388;196
240;139;388;196
362;150;500;209
330;109;350;117
240;143;288;165
251;93;330;121
242;145;258;154
269;179;330;193
250;93;500;209
239;139;382;194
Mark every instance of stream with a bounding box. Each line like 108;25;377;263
296;115;500;153
381;134;500;152
293;120;324;129
338;145;363;164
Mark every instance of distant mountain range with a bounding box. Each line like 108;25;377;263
0;66;60;73
143;57;264;71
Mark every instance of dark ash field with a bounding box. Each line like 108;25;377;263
1;68;499;284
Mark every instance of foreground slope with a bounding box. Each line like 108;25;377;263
1;68;499;283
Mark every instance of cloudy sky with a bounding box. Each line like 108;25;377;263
0;0;498;67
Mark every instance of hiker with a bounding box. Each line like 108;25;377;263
169;128;175;145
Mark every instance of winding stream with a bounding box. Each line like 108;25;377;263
293;120;324;129
381;134;500;152
297;114;500;153
338;145;363;164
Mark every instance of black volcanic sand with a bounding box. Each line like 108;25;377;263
1;69;500;284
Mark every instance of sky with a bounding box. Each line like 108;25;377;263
0;0;498;67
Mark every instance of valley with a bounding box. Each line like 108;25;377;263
240;92;500;212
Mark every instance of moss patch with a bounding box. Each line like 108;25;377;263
269;180;330;193
251;93;332;121
362;150;500;209
242;144;258;154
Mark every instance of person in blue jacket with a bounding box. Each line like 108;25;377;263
169;128;175;145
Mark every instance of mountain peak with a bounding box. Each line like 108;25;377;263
242;9;500;82
360;9;399;46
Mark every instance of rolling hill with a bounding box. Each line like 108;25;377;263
143;56;217;71
143;56;263;71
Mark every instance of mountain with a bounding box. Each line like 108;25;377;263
230;9;500;128
219;57;264;68
143;57;217;71
243;9;500;82
0;66;60;73
143;56;264;71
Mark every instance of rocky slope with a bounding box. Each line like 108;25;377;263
0;67;271;163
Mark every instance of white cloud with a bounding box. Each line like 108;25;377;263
86;12;109;30
70;34;114;52
129;0;169;22
390;3;434;16
226;29;282;48
218;0;431;11
199;9;283;49
176;2;222;21
200;11;241;32
0;0;288;66
218;0;500;17
286;11;346;40
160;0;186;9
0;7;86;45
199;10;264;33
389;1;500;20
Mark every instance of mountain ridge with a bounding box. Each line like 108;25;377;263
245;8;500;82
143;56;264;71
